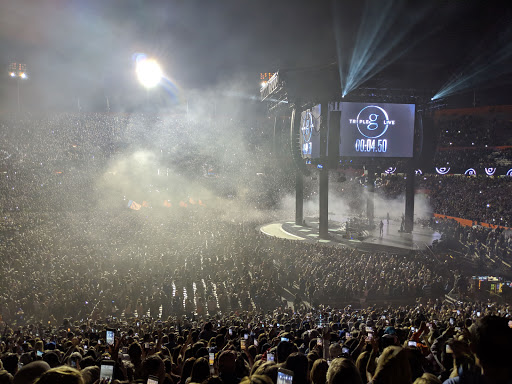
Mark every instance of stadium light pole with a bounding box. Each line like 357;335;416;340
8;62;28;114
135;57;162;106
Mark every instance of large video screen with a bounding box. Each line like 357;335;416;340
300;104;321;159
339;102;415;158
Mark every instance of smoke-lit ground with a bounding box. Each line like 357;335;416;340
0;95;300;321
2;84;512;327
88;94;295;223
0;94;435;238
3;66;512;328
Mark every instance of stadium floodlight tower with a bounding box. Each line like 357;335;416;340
135;56;162;108
136;57;162;88
8;62;28;113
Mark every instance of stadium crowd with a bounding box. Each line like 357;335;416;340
378;175;511;227
433;147;512;171
1;303;511;384
0;112;511;384
378;174;512;269
435;113;511;148
0;208;465;326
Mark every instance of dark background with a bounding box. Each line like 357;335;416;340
1;0;512;111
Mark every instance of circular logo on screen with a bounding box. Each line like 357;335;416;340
356;106;390;139
302;111;314;143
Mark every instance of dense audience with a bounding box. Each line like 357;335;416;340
378;175;512;226
1;111;511;384
433;147;512;170
0;112;294;212
436;113;511;148
431;218;512;275
1;303;511;384
0;207;468;326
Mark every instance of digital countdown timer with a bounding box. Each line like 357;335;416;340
339;102;415;158
354;138;388;153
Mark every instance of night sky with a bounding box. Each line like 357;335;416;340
1;0;511;110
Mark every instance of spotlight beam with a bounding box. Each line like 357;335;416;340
432;29;512;100
346;24;438;96
346;0;395;91
335;0;434;97
332;2;346;95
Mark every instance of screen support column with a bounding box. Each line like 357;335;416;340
295;171;304;225
319;166;329;239
290;106;304;226
404;163;415;233
366;167;375;228
319;103;329;240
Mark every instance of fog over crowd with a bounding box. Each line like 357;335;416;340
2;0;512;381
0;107;511;384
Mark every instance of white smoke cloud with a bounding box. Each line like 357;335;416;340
280;176;433;225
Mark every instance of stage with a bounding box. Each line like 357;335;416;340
260;216;441;254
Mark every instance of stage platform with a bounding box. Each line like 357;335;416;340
260;216;441;255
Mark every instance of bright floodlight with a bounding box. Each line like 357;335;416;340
10;72;16;77
19;72;27;79
136;58;162;88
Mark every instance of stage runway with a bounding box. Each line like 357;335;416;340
260;217;441;254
